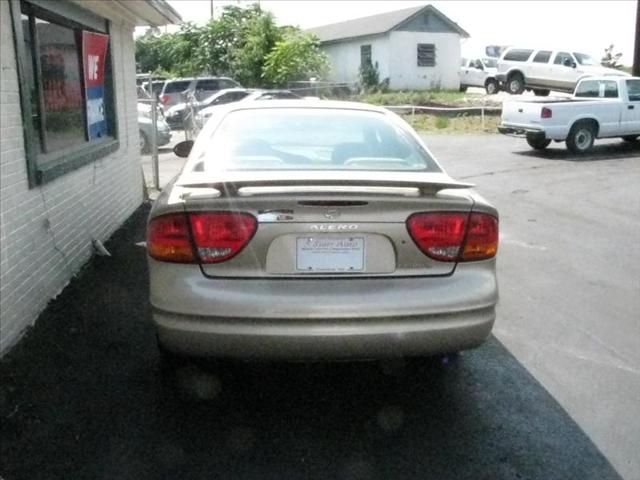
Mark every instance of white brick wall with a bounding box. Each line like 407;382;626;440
0;1;144;354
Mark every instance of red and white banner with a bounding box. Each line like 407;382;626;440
82;31;109;140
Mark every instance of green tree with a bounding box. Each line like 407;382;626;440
135;4;331;87
230;12;281;86
195;5;263;75
262;32;329;86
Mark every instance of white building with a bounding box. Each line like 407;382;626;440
308;5;469;90
0;0;180;354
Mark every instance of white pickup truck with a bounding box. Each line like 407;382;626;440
498;76;640;153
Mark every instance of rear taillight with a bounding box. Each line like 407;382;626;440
147;213;195;263
406;212;498;262
160;94;169;104
461;213;498;261
541;107;552;119
147;211;257;263
189;212;257;263
407;213;467;261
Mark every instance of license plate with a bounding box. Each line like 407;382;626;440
296;237;365;272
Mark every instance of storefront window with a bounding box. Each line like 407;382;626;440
36;18;86;152
12;0;117;186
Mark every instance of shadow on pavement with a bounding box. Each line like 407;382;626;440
0;204;622;480
514;140;640;162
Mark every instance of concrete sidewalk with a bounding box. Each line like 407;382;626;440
0;204;622;480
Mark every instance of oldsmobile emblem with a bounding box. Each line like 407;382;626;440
324;208;340;219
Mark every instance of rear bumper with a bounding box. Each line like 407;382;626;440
149;260;498;359
498;124;546;139
154;306;495;359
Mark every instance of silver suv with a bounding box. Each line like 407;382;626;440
159;77;241;108
496;47;628;96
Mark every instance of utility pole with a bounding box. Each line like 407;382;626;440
634;0;640;76
210;0;214;21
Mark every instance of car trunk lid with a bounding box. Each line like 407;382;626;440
173;174;475;278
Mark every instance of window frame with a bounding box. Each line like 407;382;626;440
360;44;372;68
417;43;436;67
9;0;119;188
626;79;640;102
553;51;575;66
503;49;533;62
575;79;619;99
532;50;552;64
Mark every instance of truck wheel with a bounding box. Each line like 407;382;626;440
506;72;525;95
459;85;468;93
566;121;596;154
485;79;499;95
533;89;550;96
622;135;638;142
526;133;551;150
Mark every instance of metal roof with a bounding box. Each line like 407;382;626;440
307;5;469;44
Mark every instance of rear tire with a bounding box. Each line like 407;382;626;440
566;121;596;154
485;78;499;95
459;85;468;93
533;89;550;96
526;133;551;150
622;135;639;142
506;72;525;95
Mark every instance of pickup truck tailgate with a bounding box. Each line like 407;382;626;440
501;101;544;127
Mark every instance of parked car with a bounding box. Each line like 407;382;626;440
498;76;639;153
137;102;171;154
137;75;166;99
146;100;499;368
459;57;500;94
496;47;629;95
159;77;242;108
165;88;250;129
196;89;301;127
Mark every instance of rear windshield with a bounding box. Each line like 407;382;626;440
575;80;618;98
163;80;191;93
195;109;439;172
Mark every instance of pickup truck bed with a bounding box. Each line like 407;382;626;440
498;76;640;153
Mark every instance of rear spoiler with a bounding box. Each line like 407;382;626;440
177;171;474;197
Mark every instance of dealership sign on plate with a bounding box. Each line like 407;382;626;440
82;31;109;140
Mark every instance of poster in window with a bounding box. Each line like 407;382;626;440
82;31;109;140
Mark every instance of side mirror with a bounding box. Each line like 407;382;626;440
173;140;194;158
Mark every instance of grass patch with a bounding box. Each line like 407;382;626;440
434;117;449;129
357;89;466;106
403;112;501;134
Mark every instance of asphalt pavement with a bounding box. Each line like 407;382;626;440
1;133;638;480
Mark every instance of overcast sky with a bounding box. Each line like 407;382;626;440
161;0;637;64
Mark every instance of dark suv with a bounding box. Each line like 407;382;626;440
159;77;241;108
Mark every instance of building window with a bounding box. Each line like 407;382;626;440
417;43;436;67
10;0;118;187
360;45;372;68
